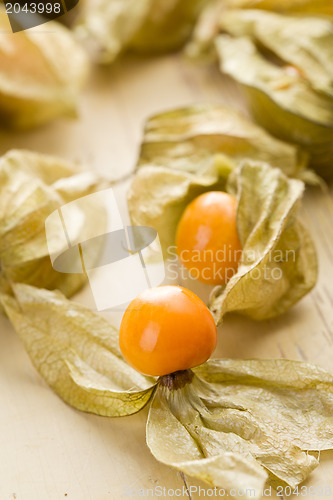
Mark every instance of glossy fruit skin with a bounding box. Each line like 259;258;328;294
119;286;217;377
176;191;242;285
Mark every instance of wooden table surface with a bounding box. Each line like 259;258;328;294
0;53;333;500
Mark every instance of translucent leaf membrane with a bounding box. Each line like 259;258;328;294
1;285;156;416
0;150;106;309
147;361;333;495
0;8;88;130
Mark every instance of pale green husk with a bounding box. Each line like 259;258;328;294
1;284;156;416
75;0;209;64
215;13;333;178
0;150;106;309
147;360;333;495
0;8;88;130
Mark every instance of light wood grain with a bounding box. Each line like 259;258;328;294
0;53;333;500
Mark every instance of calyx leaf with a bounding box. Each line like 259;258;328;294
1;284;156;416
147;359;333;495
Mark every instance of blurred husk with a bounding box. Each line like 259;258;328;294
0;150;107;314
214;10;333;179
0;8;88;130
75;0;210;64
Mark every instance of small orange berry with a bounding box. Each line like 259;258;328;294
119;286;217;377
176;191;242;285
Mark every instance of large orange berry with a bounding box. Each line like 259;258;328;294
176;191;242;285
119;286;217;377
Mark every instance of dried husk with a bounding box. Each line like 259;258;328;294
225;0;333;16
0;150;106;311
0;8;88;129
215;29;333;178
75;0;152;64
75;0;209;64
147;360;333;495
185;0;227;61
1;284;156;416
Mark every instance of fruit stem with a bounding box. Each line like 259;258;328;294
159;370;194;391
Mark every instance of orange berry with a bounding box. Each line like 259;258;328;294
119;286;217;377
176;191;242;285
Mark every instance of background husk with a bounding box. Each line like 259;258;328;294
214;11;333;178
186;0;333;58
219;10;333;99
0;8;88;130
0;150;106;313
75;0;209;64
225;0;333;16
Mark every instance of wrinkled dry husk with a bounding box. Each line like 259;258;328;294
147;361;333;496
